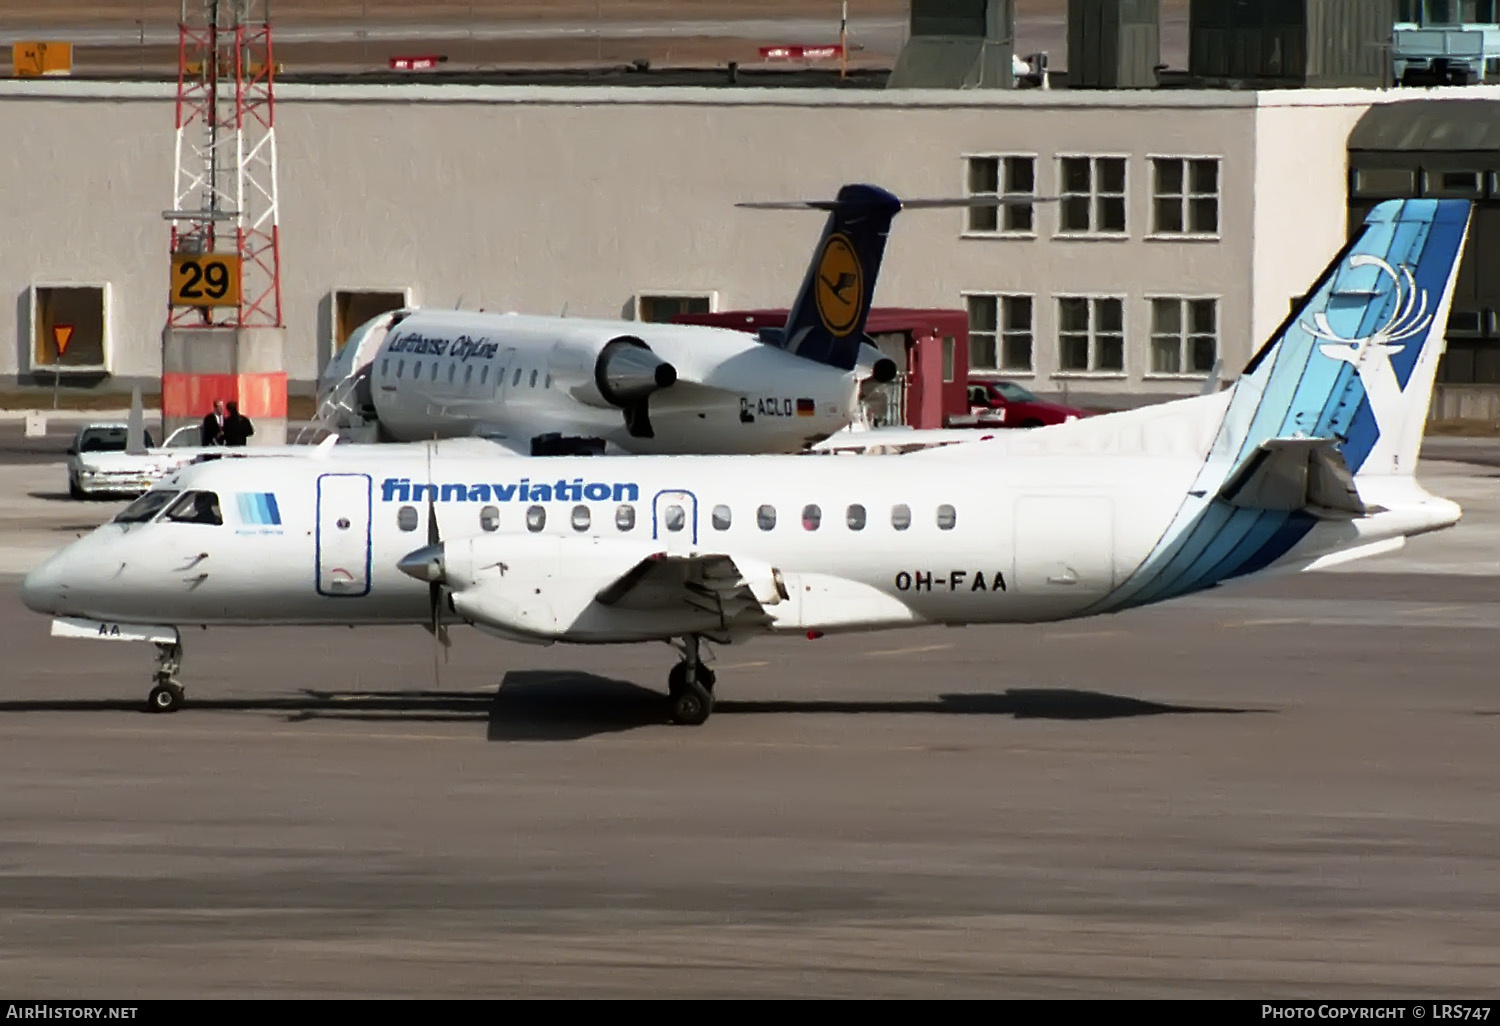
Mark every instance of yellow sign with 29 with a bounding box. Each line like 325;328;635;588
170;253;241;308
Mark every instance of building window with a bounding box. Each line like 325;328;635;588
1058;156;1126;234
331;288;407;353
964;155;1035;233
571;504;591;531
1057;297;1125;373
965;295;1033;372
942;337;956;382
936;505;957;530
1151;158;1219;235
711;504;731;530
846;504;866;530
526;505;546;532
1431;170;1484;196
757;504;777;531
1352;167;1418;197
30;284;108;371
636;293;714;323
615;504;636;531
891;504;911;531
479;505;499;531
1149;298;1218;375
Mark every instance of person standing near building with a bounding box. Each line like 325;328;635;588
225;401;255;446
200;399;227;446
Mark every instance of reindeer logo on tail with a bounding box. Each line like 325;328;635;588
1302;253;1434;447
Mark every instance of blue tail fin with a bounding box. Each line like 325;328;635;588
1090;198;1471;614
770;184;902;372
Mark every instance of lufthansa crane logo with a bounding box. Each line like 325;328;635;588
814;232;863;337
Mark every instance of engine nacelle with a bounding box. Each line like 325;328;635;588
549;333;677;411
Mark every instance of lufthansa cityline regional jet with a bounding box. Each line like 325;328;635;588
21;199;1471;726
314;184;1026;456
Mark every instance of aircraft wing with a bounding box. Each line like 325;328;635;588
594;551;785;631
1216;437;1378;519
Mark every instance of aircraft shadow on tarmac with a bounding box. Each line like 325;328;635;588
0;670;1267;742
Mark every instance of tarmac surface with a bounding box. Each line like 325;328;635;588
0;443;1496;997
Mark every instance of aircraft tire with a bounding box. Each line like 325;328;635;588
669;681;712;726
147;683;184;714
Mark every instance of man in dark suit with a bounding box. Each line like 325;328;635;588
200;399;227;446
224;401;254;446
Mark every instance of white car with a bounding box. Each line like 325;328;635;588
65;423;206;499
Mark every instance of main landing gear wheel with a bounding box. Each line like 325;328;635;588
146;640;185;714
148;683;184;713
667;635;716;726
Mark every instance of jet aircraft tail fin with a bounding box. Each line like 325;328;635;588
739;184;1043;372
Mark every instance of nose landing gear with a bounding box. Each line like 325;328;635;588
667;634;716;726
146;641;185;713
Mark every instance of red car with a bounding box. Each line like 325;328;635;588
966;380;1091;427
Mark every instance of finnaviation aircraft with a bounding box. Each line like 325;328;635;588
314;185;1026;456
21;199;1471;726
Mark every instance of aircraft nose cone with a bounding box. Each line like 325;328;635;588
20;559;63;615
397;543;445;583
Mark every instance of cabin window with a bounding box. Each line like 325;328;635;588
801;504;822;531
526;505;546;532
937;504;957;530
397;505;418;531
430;362;439;381
113;489;179;524
163;490;223;526
513;368;522;387
479;505;499;531
464;364;474;385
571;504;591;531
615;503;636;531
757;504;777;531
447;363;456;382
663;504;686;532
891;504;911;530
396;360;405;379
480;365;489;385
530;369;538;388
846;504;866;530
413;361;423;379
381;358;389;377
545;374;553;389
711;504;732;530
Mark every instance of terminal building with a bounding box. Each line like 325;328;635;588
1;0;1497;419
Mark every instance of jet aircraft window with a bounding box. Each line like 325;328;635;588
480;366;489;384
846;504;866;530
711;504;731;530
513;368;522;387
414;361;423;379
802;504;821;531
757;504;777;531
545;374;553;389
615;504;636;531
431;362;439;381
664;504;685;532
571;505;591;532
937;505;957;530
526;505;546;532
381;358;389;377
112;490;179;524
397;505;418;531
891;504;911;530
529;369;538;388
479;505;499;532
447;363;456;383
465;365;474;385
396;360;405;379
163;490;223;526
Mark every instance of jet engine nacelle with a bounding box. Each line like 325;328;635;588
548;333;677;411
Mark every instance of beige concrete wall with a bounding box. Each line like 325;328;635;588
2;80;1494;400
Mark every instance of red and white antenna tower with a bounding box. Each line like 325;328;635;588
165;0;281;328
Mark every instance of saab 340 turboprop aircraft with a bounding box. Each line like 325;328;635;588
21;199;1471;726
314;185;1028;456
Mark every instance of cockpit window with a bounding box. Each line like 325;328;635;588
162;490;223;526
113;490;179;524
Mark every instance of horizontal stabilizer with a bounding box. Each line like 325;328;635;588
1217;438;1376;519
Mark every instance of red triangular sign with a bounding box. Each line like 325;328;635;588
52;324;74;355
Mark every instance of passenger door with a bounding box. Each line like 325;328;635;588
652;489;698;556
315;473;372;597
